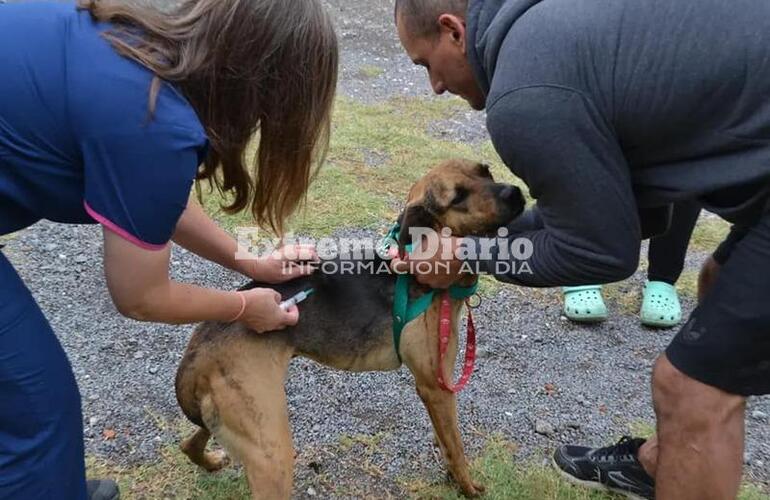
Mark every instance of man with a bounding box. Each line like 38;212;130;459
393;0;770;499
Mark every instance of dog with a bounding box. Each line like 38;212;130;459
175;159;526;498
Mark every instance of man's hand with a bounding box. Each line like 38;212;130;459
390;235;465;289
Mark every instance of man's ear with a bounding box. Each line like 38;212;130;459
398;203;436;255
437;13;466;48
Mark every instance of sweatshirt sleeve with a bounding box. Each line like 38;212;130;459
478;85;642;286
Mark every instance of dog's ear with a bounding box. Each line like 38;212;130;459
397;203;436;254
476;162;493;180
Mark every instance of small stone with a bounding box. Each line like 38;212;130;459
312;424;321;432
148;366;159;375
535;420;555;436
306;487;317;496
89;417;100;427
44;243;58;252
576;395;589;407
133;351;144;360
744;452;752;465
74;254;88;264
750;410;767;422
755;460;764;468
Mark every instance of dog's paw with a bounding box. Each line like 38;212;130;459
460;481;485;498
201;449;230;472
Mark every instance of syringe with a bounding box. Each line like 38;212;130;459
279;288;315;311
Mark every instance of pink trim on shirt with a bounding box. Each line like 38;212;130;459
83;201;168;251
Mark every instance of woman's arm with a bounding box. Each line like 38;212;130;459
172;197;252;276
172;198;316;283
102;229;298;332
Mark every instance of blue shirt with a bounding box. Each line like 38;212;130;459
0;1;208;249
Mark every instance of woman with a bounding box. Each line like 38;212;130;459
0;0;337;498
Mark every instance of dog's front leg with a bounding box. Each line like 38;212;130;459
401;305;485;498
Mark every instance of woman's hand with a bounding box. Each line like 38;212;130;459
238;288;299;333
246;244;319;284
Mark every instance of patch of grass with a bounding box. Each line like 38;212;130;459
628;420;656;439
86;425;250;499
603;281;642;316
338;432;388;454
357;64;385;79
740;483;770;500
676;269;699;299
87;428;768;500
402;435;613;500
402;435;768;500
690;217;731;253
477;274;504;298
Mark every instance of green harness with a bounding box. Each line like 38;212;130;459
379;224;478;362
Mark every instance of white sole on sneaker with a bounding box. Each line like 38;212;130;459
551;455;651;500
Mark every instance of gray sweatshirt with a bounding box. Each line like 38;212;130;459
468;0;770;286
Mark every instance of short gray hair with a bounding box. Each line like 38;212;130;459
394;0;468;38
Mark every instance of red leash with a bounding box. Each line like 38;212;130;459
436;291;477;393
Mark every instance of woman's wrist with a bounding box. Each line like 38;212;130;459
228;291;247;322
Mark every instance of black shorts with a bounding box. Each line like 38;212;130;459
666;212;770;396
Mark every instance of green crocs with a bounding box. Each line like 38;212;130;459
640;280;682;328
562;285;608;322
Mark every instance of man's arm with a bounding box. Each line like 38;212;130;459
478;85;641;286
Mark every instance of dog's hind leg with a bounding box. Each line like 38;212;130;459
400;304;485;498
180;425;229;472
204;336;296;500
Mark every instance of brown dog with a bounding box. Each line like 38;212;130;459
175;159;525;498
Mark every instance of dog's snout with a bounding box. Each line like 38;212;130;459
495;184;526;220
500;185;524;206
500;186;517;200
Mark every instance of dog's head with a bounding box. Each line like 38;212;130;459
397;159;526;251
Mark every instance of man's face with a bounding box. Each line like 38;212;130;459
397;12;486;110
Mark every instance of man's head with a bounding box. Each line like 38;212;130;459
395;0;485;110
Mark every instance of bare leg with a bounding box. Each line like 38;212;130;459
652;355;746;500
637;255;723;478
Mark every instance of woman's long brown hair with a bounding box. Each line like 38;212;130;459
79;0;339;235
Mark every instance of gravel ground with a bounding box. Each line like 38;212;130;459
3;0;768;496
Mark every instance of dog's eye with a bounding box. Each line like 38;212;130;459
451;188;469;206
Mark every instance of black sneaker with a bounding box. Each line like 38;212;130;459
552;436;655;500
87;479;120;500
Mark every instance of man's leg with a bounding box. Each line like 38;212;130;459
554;217;768;499
652;354;746;499
638;223;748;478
